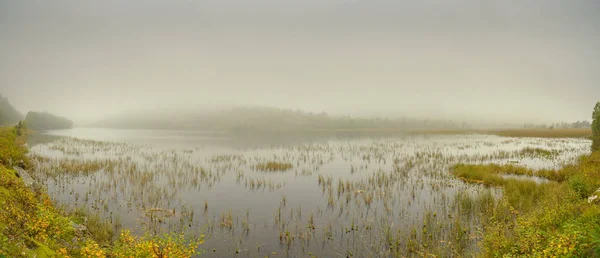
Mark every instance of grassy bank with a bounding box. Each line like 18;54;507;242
452;152;600;257
0;126;203;257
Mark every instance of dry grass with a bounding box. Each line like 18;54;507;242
313;128;405;133
408;129;480;135
412;128;592;138
487;128;592;138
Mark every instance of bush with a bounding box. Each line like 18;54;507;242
592;136;600;152
111;230;204;257
568;174;594;199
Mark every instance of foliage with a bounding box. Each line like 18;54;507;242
25;111;73;131
453;151;600;257
15;121;25;137
110;230;203;258
593;137;600;153
0;130;69;257
593;102;600;137
0;126;28;167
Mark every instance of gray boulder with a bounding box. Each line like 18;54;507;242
13;166;35;188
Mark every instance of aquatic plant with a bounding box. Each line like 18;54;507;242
254;161;293;172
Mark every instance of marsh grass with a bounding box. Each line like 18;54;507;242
452;163;573;183
219;210;234;229
67;206;117;246
518;147;561;158
254;161;293;172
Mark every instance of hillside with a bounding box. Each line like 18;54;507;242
0;95;23;126
25;112;73;131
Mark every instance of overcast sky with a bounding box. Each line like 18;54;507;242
1;0;599;124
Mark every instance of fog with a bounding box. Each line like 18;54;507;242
1;0;599;125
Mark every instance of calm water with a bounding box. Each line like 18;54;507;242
28;128;591;257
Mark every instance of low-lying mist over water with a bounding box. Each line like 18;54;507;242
1;1;600;258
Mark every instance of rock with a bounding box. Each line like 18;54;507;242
70;221;87;236
13;166;35;188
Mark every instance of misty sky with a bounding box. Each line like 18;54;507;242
1;0;599;124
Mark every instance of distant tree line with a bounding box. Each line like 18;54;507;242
25;111;73;131
94;106;468;132
523;120;591;129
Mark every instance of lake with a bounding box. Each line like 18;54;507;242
27;128;591;257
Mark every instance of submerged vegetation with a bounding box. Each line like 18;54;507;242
0;126;203;257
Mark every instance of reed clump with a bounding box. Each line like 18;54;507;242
255;161;293;172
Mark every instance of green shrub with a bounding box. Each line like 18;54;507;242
592;136;600;152
568;174;594;199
